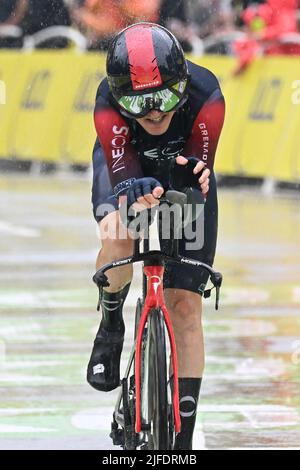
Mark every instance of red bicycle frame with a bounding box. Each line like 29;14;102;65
134;264;181;434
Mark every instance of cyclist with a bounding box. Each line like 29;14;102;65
87;22;225;450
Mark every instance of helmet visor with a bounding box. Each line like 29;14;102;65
117;79;188;118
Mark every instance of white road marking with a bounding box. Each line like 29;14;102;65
0;408;58;417
71;408;114;431
194;420;207;450
0;322;47;341
235;358;286;378
0;374;66;384
72;408;208;449
205;357;286;379
0;425;55;433
3;360;70;370
199;404;299;429
0;290;93;310
0;220;41;238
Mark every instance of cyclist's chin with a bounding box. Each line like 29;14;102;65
137;112;174;135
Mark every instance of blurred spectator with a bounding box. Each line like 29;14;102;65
232;0;266;27
243;0;298;39
159;0;193;51
22;0;71;48
189;0;235;37
71;0;161;50
159;0;234;52
234;0;299;73
242;0;265;7
0;0;27;48
1;0;72;49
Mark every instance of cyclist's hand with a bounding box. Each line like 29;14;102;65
126;177;164;211
176;156;210;196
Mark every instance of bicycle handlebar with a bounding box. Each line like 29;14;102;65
94;189;222;310
120;188;205;229
93;251;222;310
160;190;188;207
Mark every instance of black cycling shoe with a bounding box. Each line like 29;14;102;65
87;322;124;392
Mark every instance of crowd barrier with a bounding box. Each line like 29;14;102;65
0;50;300;182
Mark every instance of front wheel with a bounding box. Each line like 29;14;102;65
142;308;171;450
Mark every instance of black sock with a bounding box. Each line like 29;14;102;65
98;283;130;334
171;377;202;450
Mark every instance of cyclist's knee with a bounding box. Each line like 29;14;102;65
99;210;131;242
101;236;133;258
166;290;202;331
99;211;134;256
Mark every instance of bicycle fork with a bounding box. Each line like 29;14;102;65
134;264;181;434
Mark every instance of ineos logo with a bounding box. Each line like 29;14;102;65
111;125;129;173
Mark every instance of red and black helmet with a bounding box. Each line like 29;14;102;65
106;23;189;117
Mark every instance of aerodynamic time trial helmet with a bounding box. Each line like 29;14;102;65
106;22;190;118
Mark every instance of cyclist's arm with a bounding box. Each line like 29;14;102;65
182;88;225;172
175;88;225;195
94;95;143;197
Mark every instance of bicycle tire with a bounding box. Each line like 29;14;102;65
144;308;169;450
134;298;143;340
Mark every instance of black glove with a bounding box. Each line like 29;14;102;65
171;157;204;190
126;177;163;207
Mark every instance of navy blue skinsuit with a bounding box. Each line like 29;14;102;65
92;60;225;295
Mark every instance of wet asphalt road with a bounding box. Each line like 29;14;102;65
0;173;299;450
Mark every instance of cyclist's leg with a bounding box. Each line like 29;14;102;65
92;139;134;290
162;171;218;449
87;141;134;391
164;289;204;376
96;211;134;289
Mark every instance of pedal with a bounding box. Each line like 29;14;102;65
110;421;125;446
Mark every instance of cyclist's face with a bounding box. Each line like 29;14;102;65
136;110;175;136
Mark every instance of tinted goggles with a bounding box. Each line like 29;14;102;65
117;79;188;118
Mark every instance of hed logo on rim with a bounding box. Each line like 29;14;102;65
0;80;6;105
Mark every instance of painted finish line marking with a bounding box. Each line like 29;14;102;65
0;220;41;238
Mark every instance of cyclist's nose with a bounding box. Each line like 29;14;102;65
146;110;164;119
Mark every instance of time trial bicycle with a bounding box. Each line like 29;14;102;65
93;190;222;450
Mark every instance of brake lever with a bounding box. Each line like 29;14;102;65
203;271;223;310
213;272;222;311
93;271;110;311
